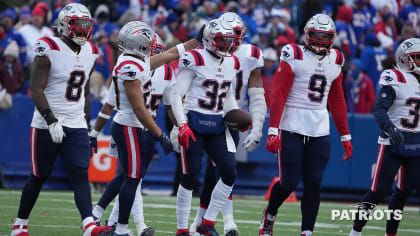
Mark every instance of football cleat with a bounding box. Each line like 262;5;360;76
112;232;135;236
259;208;275;236
83;223;113;236
176;229;190;236
11;225;29;236
139;227;155;236
224;229;238;236
197;220;219;236
189;220;203;236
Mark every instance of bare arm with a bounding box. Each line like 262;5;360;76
165;105;178;126
248;68;263;88
150;39;200;70
30;56;54;121
124;80;162;137
84;69;93;129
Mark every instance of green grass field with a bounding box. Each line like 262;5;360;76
0;190;419;236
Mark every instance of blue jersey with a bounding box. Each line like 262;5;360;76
352;8;372;41
399;4;420;35
360;46;387;88
336;21;357;59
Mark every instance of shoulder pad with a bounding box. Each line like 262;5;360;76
87;41;99;55
37;36;60;51
114;60;144;80
181;50;205;68
379;69;406;86
332;48;345;66
280;44;302;61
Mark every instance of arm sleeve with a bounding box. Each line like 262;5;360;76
171;69;194;124
373;85;396;130
162;79;176;105
268;61;294;128
327;72;350;136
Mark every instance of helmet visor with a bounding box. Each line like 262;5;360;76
68;17;94;41
213;34;237;53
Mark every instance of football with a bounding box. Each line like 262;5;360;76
224;109;252;130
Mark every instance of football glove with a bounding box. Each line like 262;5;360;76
386;126;404;146
178;123;196;149
170;126;180;153
48;121;65;143
266;135;281;154
157;132;173;155
341;140;353;161
243;130;262;152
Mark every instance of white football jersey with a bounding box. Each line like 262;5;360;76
31;36;99;129
279;44;345;137
106;63;174;118
111;54;151;128
232;44;264;108
179;48;240;115
377;69;420;145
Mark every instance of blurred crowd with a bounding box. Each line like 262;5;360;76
0;0;419;114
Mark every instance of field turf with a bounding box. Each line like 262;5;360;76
0;190;419;236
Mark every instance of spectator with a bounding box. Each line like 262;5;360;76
14;7;31;30
261;47;278;108
92;4;115;40
140;0;168;30
0;85;12;110
374;12;398;42
335;5;357;59
0;41;24;94
0;8;27;69
95;26;120;83
352;0;374;42
344;59;376;114
268;8;295;44
398;0;420;36
18;6;54;66
165;12;188;42
360;32;387;88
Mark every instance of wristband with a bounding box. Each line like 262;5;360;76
90;129;99;138
98;112;111;120
41;108;58;125
176;43;185;57
340;134;352;142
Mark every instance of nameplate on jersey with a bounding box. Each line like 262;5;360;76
391;132;420;157
187;110;226;135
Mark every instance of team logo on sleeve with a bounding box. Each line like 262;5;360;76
282;50;290;58
182;58;191;66
35;47;46;53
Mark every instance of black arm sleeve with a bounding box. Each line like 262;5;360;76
373;85;396;131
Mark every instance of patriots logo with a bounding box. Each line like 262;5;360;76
127;71;136;77
182;58;191;66
111;143;117;149
63;5;72;11
209;21;218;28
403;41;414;50
383;76;393;82
353;202;376;211
35;47;45;53
131;28;152;40
282;50;290;58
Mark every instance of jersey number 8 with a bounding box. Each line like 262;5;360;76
65;70;85;101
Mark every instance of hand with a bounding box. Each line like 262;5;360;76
170;126;180;153
157;132;173;155
243;131;262;152
48;122;65;143
178;123;196;149
195;24;205;44
240;124;252;132
266;135;281;154
386;126;404;146
89;136;98;157
342;140;353;161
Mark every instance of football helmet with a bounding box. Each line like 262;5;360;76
150;34;165;56
396;38;420;75
203;19;239;57
219;12;246;47
304;14;336;54
118;21;155;58
57;3;94;46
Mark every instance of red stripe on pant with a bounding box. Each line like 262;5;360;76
123;126;141;179
396;165;404;191
30;127;39;177
277;130;283;185
370;144;385;192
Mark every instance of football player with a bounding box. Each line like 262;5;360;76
11;3;114;236
189;12;266;236
349;38;420;236
260;14;353;236
89;34;192;236
171;19;241;236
